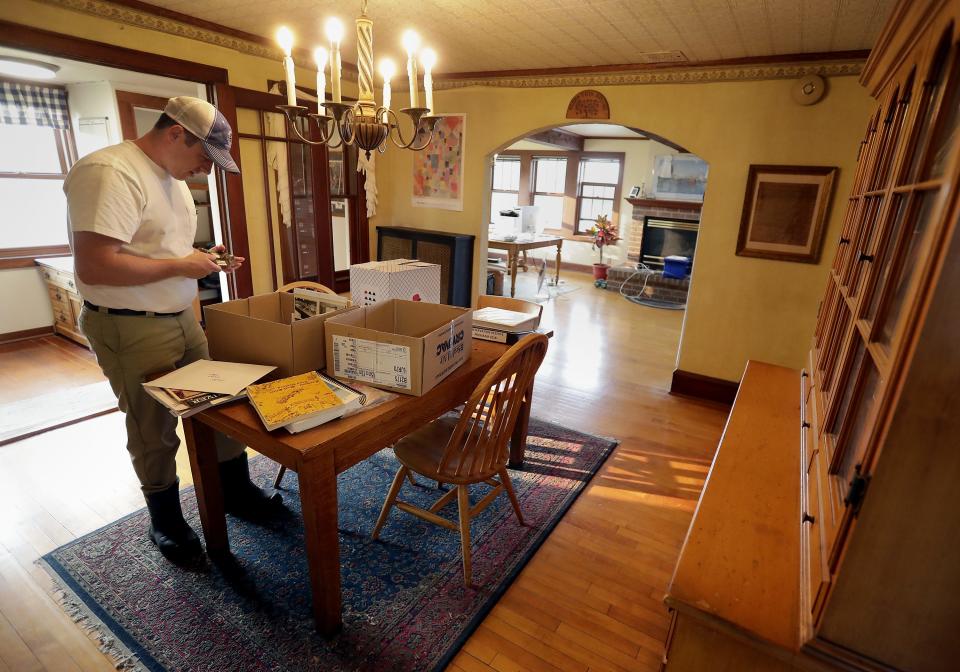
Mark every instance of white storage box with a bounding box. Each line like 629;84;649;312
349;259;441;306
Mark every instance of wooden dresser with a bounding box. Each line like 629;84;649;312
664;1;960;669
35;256;88;348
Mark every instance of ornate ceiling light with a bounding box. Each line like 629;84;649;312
275;0;441;158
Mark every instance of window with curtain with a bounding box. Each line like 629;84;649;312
0;80;74;259
491;154;520;229
575;157;621;234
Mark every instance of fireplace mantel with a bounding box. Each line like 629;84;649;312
625;197;703;212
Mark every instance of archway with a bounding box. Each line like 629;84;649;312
481;120;709;387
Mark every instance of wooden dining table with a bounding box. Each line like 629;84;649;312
182;338;537;635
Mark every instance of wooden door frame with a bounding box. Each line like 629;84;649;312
0;20;253;297
115;90;169;140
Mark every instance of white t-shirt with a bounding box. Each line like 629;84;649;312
64;141;198;313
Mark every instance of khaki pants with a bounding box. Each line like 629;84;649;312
80;306;245;494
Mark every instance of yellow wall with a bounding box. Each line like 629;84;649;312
375;78;873;381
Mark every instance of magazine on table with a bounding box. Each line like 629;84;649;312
246;371;368;433
142;360;275;418
472;306;540;333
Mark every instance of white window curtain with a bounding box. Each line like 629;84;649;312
0;80;69;129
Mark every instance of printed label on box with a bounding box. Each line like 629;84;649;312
331;335;412;390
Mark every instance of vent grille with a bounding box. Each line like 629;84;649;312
638;51;688;64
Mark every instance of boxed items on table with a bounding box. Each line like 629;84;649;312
472;295;543;343
324;299;472;396
349;259;441;306
204;291;351;379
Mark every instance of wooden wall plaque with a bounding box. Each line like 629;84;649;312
566;90;610;119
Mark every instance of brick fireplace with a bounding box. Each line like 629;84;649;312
625;198;702;262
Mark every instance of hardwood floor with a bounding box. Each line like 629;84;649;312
0;271;730;671
0;335;104;405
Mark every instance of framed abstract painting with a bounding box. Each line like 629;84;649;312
412;114;465;211
736;164;837;263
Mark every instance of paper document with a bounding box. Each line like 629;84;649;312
144;360;276;396
331;335;412;390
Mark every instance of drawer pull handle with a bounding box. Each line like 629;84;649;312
802;513;816;524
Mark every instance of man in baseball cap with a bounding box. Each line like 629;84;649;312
64;96;285;564
163;96;240;174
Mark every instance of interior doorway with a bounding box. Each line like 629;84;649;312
484;122;710;387
0;44;219;442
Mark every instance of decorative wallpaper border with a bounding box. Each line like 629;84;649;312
435;62;864;89
35;0;864;89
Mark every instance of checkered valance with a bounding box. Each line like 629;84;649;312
0;80;69;129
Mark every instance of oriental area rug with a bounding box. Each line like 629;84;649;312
41;418;617;672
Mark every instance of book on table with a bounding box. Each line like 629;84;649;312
246;370;366;433
472;306;540;333
472;326;547;344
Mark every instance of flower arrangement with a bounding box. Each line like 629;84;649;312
587;214;620;266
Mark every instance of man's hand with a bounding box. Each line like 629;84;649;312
179;249;223;279
209;244;245;273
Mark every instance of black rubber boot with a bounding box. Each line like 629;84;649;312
219;453;285;522
144;483;203;561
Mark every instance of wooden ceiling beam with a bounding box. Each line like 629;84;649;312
526;129;584;151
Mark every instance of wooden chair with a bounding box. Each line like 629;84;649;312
272;281;338;489
371;334;549;586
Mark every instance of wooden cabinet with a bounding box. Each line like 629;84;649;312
36;256;89;348
664;2;960;669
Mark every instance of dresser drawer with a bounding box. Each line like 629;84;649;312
47;284;71;310
40;266;78;292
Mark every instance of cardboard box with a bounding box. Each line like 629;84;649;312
324;299;472;396
350;259;441;306
204;292;350;379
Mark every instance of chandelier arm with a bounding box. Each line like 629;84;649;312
337;106;358;146
385;108;420;149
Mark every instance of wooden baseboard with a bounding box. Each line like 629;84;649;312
0;326;53;344
670;369;738;405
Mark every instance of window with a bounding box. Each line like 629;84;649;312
0;123;73;255
532;156;566;230
576;158;620;234
491;154;520;228
489;150;623;235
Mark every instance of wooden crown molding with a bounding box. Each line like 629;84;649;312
33;0;359;78
436;51;870;89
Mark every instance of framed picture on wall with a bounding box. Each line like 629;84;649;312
736;164;837;264
653;154;709;201
412;114;465;211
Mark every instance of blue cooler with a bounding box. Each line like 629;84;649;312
663;255;692;279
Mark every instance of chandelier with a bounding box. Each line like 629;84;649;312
275;0;441;158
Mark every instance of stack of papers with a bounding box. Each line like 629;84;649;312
292;288;351;320
142;360;276;418
246;371;366;433
472;306;540;333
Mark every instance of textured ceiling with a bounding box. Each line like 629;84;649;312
154;0;895;74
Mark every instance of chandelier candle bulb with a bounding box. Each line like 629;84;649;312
314;47;328;115
379;59;395;123
325;17;344;104
402;30;421;109
276;27;297;107
421;48;436;114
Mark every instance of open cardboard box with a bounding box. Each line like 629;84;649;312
204;292;350;379
324;299;472;396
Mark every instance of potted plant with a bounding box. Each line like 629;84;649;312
587;214;620;281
